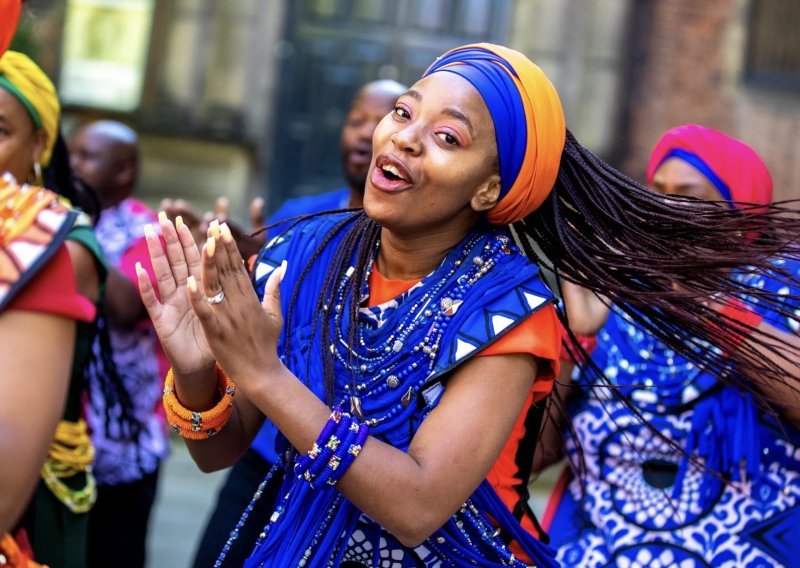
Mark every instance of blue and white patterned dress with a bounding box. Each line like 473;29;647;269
550;257;800;567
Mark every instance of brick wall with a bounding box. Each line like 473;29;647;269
620;0;800;202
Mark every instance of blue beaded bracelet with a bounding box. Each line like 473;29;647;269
315;419;360;486
294;407;343;477
305;412;352;482
326;421;369;486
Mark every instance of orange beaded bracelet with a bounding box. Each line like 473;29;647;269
163;364;236;440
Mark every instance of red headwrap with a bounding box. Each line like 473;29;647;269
0;0;22;57
646;124;773;209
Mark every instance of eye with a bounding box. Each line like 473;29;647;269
393;106;410;120
436;132;459;146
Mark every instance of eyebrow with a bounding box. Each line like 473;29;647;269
402;89;475;136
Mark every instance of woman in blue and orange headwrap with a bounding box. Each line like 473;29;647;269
544;124;800;567
141;46;800;567
0;46;109;568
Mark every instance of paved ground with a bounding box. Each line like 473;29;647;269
147;438;227;568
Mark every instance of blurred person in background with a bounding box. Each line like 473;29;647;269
189;77;406;568
545;124;800;567
69;120;168;568
0;35;103;568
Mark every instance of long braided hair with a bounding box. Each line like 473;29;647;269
275;130;799;421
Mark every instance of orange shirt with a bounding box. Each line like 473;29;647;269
368;265;559;546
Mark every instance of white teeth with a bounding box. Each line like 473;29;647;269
381;164;405;180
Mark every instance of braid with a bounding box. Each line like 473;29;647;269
276;210;379;405
516;130;800;419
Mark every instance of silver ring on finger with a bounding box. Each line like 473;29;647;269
206;290;225;305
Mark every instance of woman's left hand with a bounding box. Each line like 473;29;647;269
187;221;287;392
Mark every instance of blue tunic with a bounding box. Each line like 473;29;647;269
550;257;800;567
246;212;559;567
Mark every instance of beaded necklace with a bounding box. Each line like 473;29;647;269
226;221;557;567
330;231;512;428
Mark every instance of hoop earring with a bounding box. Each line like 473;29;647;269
33;162;43;186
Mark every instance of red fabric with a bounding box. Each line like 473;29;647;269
118;236;156;288
646;124;773;209
6;245;95;321
717;297;764;352
0;0;21;57
540;466;572;532
559;323;598;363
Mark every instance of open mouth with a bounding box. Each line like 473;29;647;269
380;163;407;183
371;155;414;193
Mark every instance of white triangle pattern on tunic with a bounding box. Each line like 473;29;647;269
523;292;547;310
491;314;514;335
255;262;276;280
454;338;477;360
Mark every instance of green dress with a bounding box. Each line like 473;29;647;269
21;221;108;568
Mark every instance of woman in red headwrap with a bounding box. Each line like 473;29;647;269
544;124;800;567
141;46;800;567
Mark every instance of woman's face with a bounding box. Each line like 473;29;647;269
0;88;44;182
363;72;500;237
650;157;725;202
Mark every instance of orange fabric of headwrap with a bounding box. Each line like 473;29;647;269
424;43;565;224
646;124;773;210
0;0;22;57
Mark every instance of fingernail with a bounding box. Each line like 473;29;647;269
220;222;233;242
207;236;216;257
158;211;168;223
210;219;220;238
144;224;155;238
176;215;184;229
135;261;142;274
280;260;287;282
187;275;197;293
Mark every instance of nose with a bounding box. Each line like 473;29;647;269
391;124;422;155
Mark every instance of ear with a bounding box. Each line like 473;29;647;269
30;129;47;165
470;174;501;212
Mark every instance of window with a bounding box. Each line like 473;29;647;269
745;0;800;91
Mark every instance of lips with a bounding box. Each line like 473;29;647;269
371;154;414;192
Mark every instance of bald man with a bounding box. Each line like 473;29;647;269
269;79;407;222
69;120;168;568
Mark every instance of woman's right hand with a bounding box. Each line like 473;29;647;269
137;213;216;397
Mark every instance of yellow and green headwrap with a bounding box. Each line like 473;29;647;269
0;50;60;166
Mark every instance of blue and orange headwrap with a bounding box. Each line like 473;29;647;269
423;43;565;225
647;124;773;210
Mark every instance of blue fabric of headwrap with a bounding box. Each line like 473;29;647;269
659;147;735;206
423;47;526;200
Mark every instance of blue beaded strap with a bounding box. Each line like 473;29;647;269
213;464;280;568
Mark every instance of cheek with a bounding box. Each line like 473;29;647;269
0;138;31;179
